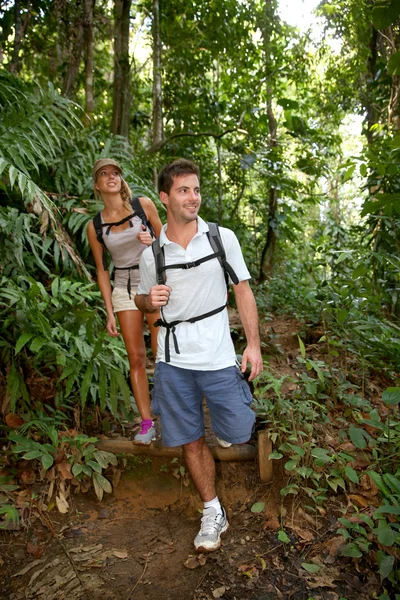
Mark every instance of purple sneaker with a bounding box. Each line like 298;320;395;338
133;420;156;445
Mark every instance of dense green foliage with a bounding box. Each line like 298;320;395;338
0;0;399;594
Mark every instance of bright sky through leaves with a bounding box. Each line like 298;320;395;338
278;0;322;30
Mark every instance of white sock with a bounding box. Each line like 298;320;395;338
204;496;222;515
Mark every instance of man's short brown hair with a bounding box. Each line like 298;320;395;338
158;159;200;194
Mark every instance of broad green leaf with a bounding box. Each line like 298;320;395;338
269;450;283;460
344;466;359;484
349;426;368;449
297;335;306;358
382;473;400;494
359;163;367;177
251;502;265;513
115;370;131;409
382;387;400;406
82;465;92;477
87;460;102;474
110;369;118;416
8;165;18;188
0;157;8;176
41;454;54;470
378;554;395;580
337;309;348;324
368;471;392;496
17;172;27;196
23;450;43;460
72;463;83;477
352;265;366;279
336;252;349;264
284;459;298;471
373;504;400;517
93;451;109;469
301;562;320;573
92;474;104;501
80;363;94;408
277;530;290;543
93;472;112;494
376;526;395;547
15;333;35;355
373;1;400;30
340;542;362;558
29;337;47;353
311;448;333;463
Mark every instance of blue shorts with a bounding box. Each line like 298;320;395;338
151;363;255;447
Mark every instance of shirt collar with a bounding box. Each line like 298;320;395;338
158;216;209;247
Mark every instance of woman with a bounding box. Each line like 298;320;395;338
87;158;163;444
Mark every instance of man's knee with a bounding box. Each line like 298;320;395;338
183;436;206;459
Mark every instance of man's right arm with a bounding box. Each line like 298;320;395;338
136;249;171;313
135;286;171;313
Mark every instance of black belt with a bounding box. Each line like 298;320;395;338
154;303;227;362
114;264;139;298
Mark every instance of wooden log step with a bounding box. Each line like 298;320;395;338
95;438;257;462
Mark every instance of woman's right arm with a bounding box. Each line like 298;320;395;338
87;221;119;337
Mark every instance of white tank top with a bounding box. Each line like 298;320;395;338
101;213;147;289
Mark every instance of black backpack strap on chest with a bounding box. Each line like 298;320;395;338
130;197;155;239
93;197;155;272
154;303;227;362
151;222;239;287
152;237;166;285
93;210;109;271
151;223;239;362
206;222;239;286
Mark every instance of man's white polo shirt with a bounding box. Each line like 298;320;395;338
138;217;251;370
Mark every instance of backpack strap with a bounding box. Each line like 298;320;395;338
152;237;166;285
92;197;155;272
206;222;239;286
131;197;155;239
93;211;108;271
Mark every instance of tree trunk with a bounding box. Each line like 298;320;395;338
366;25;378;145
61;2;86;98
10;0;31;74
83;0;96;124
10;0;22;73
150;0;164;149
111;0;132;139
259;0;279;282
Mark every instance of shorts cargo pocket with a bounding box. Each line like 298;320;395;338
235;367;253;407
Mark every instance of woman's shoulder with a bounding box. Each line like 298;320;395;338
137;196;153;209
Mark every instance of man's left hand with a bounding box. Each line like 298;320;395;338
241;347;263;381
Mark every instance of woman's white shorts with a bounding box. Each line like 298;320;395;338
112;286;139;313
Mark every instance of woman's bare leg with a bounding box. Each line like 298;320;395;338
145;310;160;359
117;310;151;420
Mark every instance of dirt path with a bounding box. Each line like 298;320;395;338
0;315;382;599
2;455;282;600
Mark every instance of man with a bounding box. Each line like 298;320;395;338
135;158;263;553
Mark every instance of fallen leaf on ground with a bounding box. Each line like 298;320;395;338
56;460;73;480
348;494;371;508
213;587;226;598
287;524;314;542
113;550;128;559
55;493;69;513
20;470;36;485
26;541;45;559
263;516;280;530
184;555;206;569
5;413;24;428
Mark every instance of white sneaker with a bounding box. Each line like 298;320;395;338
194;507;229;552
216;437;232;448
